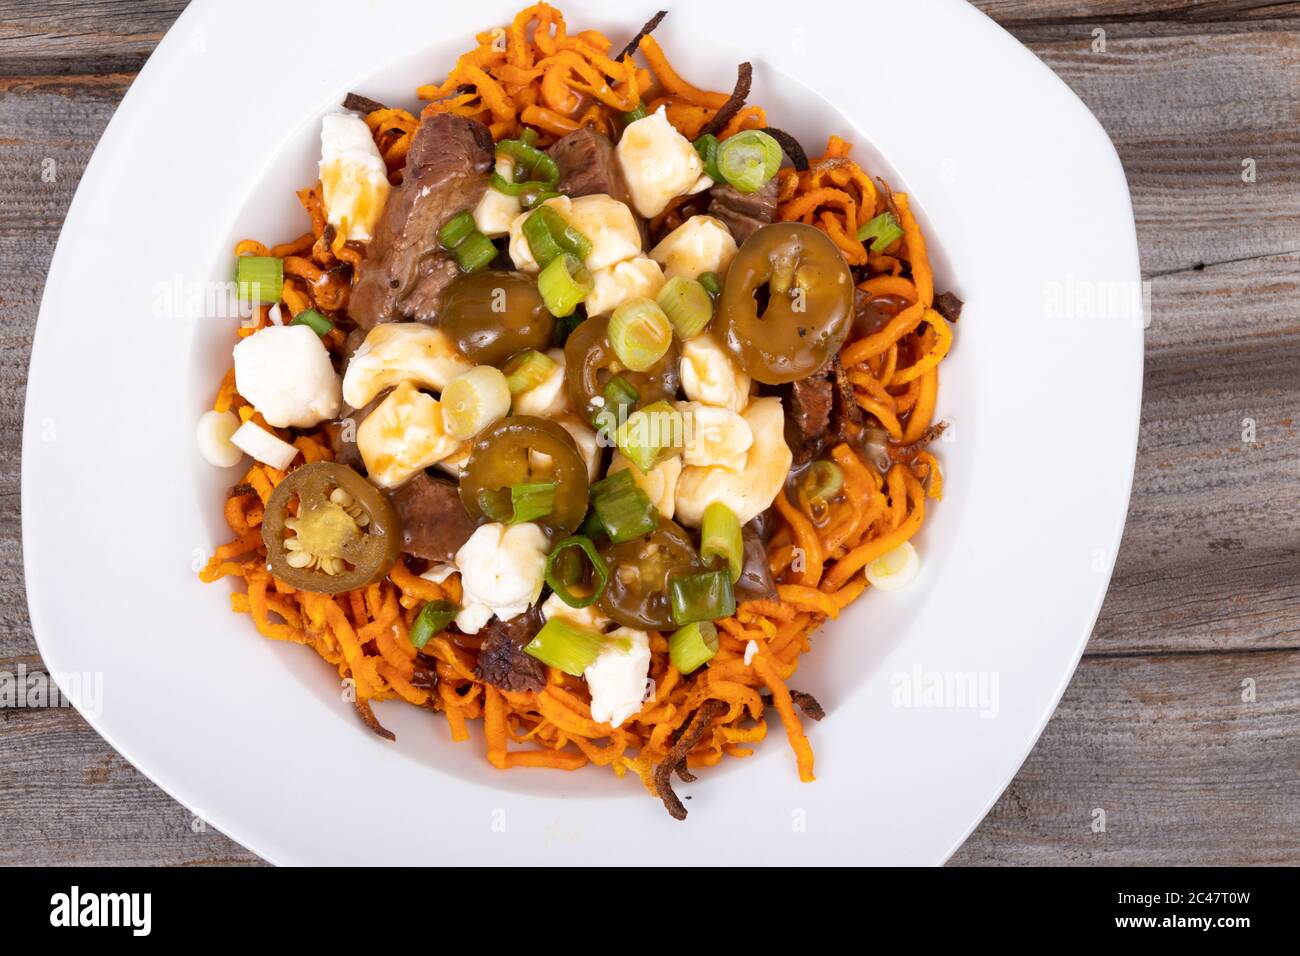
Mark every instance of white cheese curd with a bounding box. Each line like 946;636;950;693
420;564;456;584
679;401;753;471
512;348;571;417
342;323;473;408
507;194;642;273
583;627;652;728
541;591;610;633
674;396;793;527
473;156;522;237
432;440;472;478
865;541;920;591
607;451;682;520
356;381;461;488
453;522;549;634
584;256;666;317
680;333;752;413
319;112;391;243
232;324;342;428
230;420;299;471
554;413;603;482
195;409;244;468
650;215;738;282
616;106;709;218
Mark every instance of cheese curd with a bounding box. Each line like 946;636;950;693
230;420;299;471
616;106;710;218
473;156;522;237
584;256;666;318
674;396;793;527
508;194;641;273
319;112;390;243
541;591;610;633
356;381;460;488
342;323;473;409
453;522;549;634
232;324;342;428
680;333;752;413
649;215;738;282
679;401;753;471
512;348;571;418
608;451;682;520
583;627;652;728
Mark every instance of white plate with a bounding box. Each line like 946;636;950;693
23;0;1142;865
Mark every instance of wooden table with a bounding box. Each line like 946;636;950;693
2;1;1296;866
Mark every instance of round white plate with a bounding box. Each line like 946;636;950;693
23;0;1142;865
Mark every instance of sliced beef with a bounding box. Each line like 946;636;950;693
708;177;777;245
786;369;834;464
387;472;479;564
548;128;635;208
735;523;778;603
349;114;494;329
474;608;547;693
828;354;864;443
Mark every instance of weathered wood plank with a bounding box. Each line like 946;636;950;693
972;0;1300;26
952;649;1300;865
0;0;188;76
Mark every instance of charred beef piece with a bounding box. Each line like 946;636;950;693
387;473;479;564
934;291;964;323
735;523;778;602
329;391;388;471
349;114;495;329
708;177;777;245
828;354;864;442
474;607;547;693
786;370;834;464
548;128;635;207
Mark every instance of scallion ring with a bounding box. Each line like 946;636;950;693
544;535;610;609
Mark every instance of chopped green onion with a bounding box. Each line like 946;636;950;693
509;482;556;524
856;211;904;252
451;232;497;273
409;600;459;649
693;133;722;182
524;205;592;269
622;103;648;124
552;311;584;347
438;212;476;250
544;535;610;609
578;507;607;540
503;349;558;395
715;130;782;193
615;399;683;473
495;138;560;188
608;297;672;371
656;276;713;340
668;621;719;674
697;271;722;297
537;253;593;318
603;376;640;411
523;189;562;210
700;502;743;583
477;487;513;522
669;569;736;625
802;460;844;502
290;309;332;336
589;470;658;544
524;618;605;675
237;256;283;305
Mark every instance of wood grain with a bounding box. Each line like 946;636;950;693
1;1;1297;866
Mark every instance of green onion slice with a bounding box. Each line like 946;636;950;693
503;349;558;395
589;470;658;544
523;189;562;210
509;482;556;524
615;399;683;474
802;460;844;503
409;600;459;649
700;501;743;583
622;103;648;124
451;232;497;273
856;211;904;252
608;297;672;372
524;618;605;675
697;271;722;297
290;309;332;336
668;621;719;674
544;535;610;609
537;253;592;318
715;130;782;193
495;138;560;188
669;569;736;625
656;276;713;340
438;211;476;250
693;133;722;182
524;205;592;268
603;375;640;411
237;256;284;305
